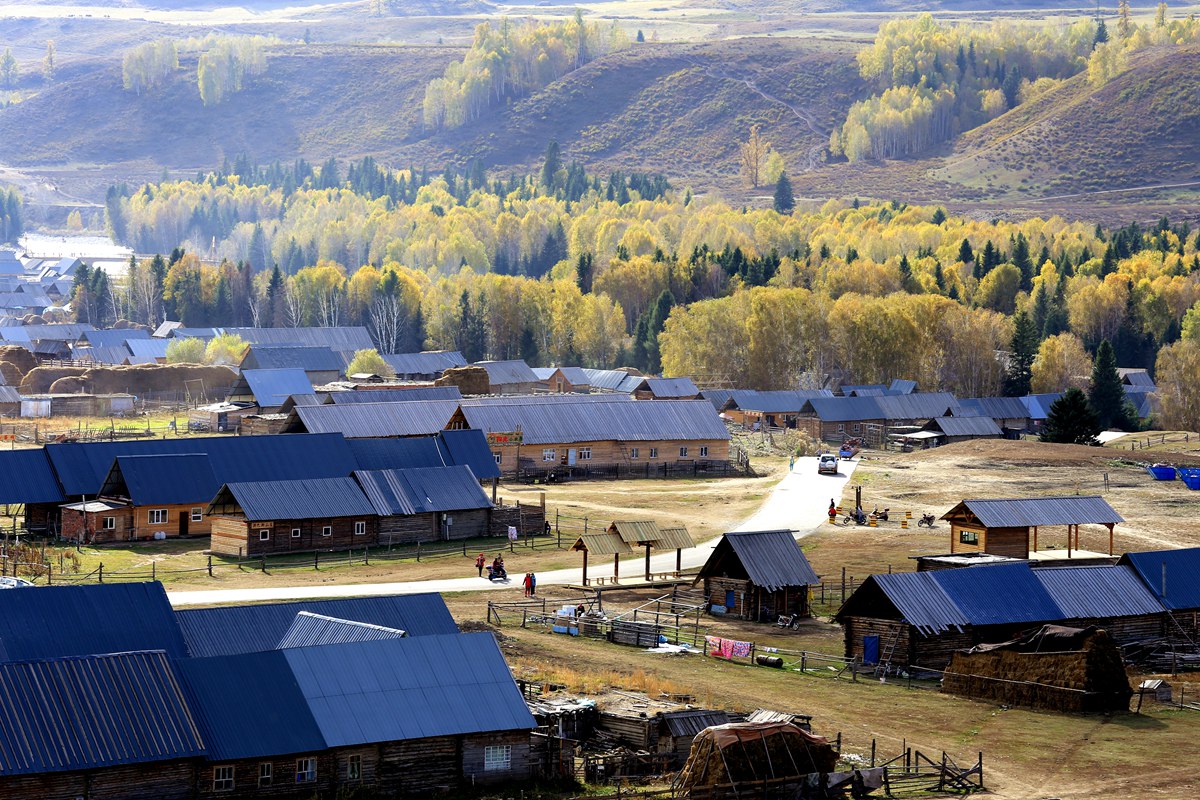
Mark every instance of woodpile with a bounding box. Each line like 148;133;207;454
942;625;1131;713
435;365;490;395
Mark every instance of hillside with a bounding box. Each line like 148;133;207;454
0;39;865;201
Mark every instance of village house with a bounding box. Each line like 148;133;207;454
534;366;593;393
227;368;316;413
582;367;644;393
239;345;344;385
714;389;834;429
283;399;469;438
354;465;493;544
696;530;819;621
627;376;701;400
473;359;542;394
904;415;1003;448
1118;547;1200;640
954;396;1032;435
380;350;467;380
941;496;1124;559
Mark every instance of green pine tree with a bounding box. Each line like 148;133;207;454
957;238;974;264
1041;388;1101;445
1003;311;1038;396
1087;339;1133;430
772;171;794;214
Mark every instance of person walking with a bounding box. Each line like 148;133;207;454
529;572;537;596
475;553;485;578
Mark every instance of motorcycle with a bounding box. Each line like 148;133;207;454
917;513;936;528
487;564;509;581
841;509;868;526
870;506;890;522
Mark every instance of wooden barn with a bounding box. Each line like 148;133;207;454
353;465;493;544
941;496;1124;559
239;345;344;385
1119;547;1200;641
696;530;819;622
835;561;1167;671
207;476;379;557
917;415;1003;446
715;389;834;429
534;366;593;393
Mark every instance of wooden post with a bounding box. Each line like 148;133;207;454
644;544;651;582
613;552;620;583
1032;525;1038;553
1108;523;1114;556
1067;524;1072;558
207;555;212;577
582;548;589;586
675;548;682;574
98;563;103;583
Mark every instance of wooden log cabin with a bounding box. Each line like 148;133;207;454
695;530;819;622
1119;547;1200;641
83;452;221;543
941;496;1124;559
207;476;379;557
835;561;1168;670
353;465;493;544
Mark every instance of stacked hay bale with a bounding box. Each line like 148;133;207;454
942;625;1132;713
20;364;238;397
0;345;37;386
435;365;491;395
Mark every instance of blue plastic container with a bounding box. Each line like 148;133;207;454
1148;464;1177;481
1179;468;1200;490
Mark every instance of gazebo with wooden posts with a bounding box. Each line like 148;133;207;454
608;520;696;581
571;529;632;586
940;496;1124;559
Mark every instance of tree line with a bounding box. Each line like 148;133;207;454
121;35;269;106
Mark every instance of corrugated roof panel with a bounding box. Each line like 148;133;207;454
875;393;961;421
656;527;696;550
0;448;63;504
662;710;731;737
956;396;1031;420
1120;548;1200;610
226;326;375;352
330;387;463;403
1034;565;1165;619
354;466;490;516
0;651;205;775
802;396;885;422
175;594;458;658
610;520;662;545
239;369;314;407
949;497;1124;528
582;368;641;392
176;649;323;761
106;453;220;506
277;612;407;649
219;476;376;521
929;416;1003;437
720;530;819;591
242;345;344;373
721;389;834;413
867;572;971;634
285;634;536;746
638;377;699;398
474;360;539;385
348;437;448;471
464;394;633;406
437;429;502;480
460;399;729;445
574;531;632;555
0;582;187;661
381;351;466;375
80;329;151;348
294;400;460;438
125;338;171;360
935;562;1061;627
1020;393;1062;420
889;379;918;394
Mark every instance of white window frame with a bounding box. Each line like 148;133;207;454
213;765;234;792
853;423;861;433
493;451;502;465
149;508;167;525
579;446;591;460
258;763;272;788
354;521;366;536
321;525;332;537
960;530;979;545
347;754;362;781
837;423;845;433
649;447;658;459
542;448;557;462
191;507;203;522
484;744;512;772
679;446;688;457
291;527;301;538
629;447;639;459
700;446;708;457
258;529;271;541
296;757;317;783
102;516;116;530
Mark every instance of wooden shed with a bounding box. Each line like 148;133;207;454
941;496;1124;559
695;530;819;622
353;465;493;544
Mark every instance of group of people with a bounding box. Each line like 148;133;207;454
474;552;537;595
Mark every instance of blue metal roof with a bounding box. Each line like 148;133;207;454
943;497;1124;528
700;530;819;591
889;379;918;394
294;400;461;438
277;612;407;649
935;562;1063;627
329;386;463;403
802;396;885;422
0;448;64;504
45;433;359;497
176;649;324;761
437;429;501;480
382;350;466;376
1020;393;1062;420
237;369;314;407
1034;565;1165;619
461;399;729;445
862;572;971;634
213;476;376;521
957;396;1031;420
1120;548;1200;610
0;582;188;662
348;436;448;470
0;651;205;775
175;594;458;658
354;466;491;516
285;634;536;746
102;453;220;506
125;337;171;360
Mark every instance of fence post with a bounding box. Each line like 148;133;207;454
416;542;421;562
261;557;266;573
314;551;319;570
364;548;369;566
151;561;156;582
207;555;212;577
98;563;103;583
46;563;51;585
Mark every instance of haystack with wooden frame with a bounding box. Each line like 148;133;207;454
673;721;839;797
942;625;1132;713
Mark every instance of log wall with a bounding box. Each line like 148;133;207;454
0;760;197;800
210;515;379;557
490;438;730;477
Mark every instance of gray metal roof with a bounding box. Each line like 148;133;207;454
634;377;700;398
943;497;1124;528
582;368;642;392
802;396;887;422
80;328;150;348
460;398;729;445
125;338;171;360
700;530;819;591
293;400;460;437
382;350;466;375
242;345;344;373
1119;368;1156;388
328;386;462;403
927;416;1003;437
874;392;961;421
474;359;540;385
957;396;1031;420
720;389;835;413
225;326;375;352
662;710;731;737
235;369;314;407
276;611;407;649
1020;393;1062;420
463;393;632;406
1034;565;1165;619
354;466;491;516
889;379;918;394
212;476;376;521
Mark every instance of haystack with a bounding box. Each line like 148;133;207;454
48;376;89;394
942;625;1131;713
674;722;839;795
0;345;38;378
20;364;238;396
435;365;491;395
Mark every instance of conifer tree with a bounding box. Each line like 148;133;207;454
1088;339;1134;430
1003;311;1038;396
772;171;794;214
1041;388;1101;445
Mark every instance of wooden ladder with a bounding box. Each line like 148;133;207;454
875;624;903;677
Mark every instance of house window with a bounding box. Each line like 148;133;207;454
649;447;658;459
679;446;688;457
321;526;332;537
837;424;845;433
853;423;861;433
629;448;639;459
258;529;270;541
191;507;203;522
700;446;709;457
493;451;503;465
959;530;979;545
354;521;366;535
291;528;301;538
102;516;116;530
542;448;557;462
484;745;512;772
347;754;362;781
579;447;591;460
149;509;167;525
258;763;272;788
213;765;234;792
296;757;317;783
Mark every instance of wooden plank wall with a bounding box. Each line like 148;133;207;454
210;515;379;557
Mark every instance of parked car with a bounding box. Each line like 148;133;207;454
817;454;839;475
